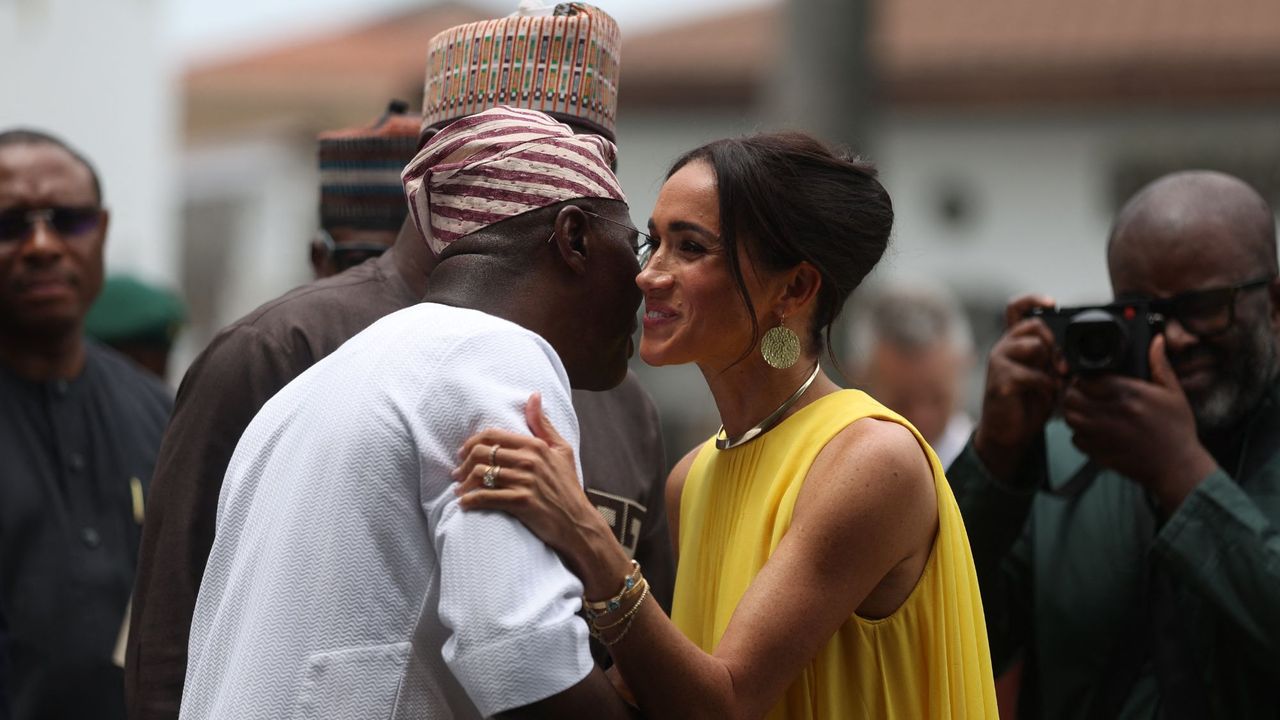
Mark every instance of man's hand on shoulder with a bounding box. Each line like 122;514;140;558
1062;335;1218;512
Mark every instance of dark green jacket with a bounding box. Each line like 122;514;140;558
948;381;1280;719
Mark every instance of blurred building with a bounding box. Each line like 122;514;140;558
1;0;179;287
620;0;1280;453
181;0;1280;457
178;2;485;366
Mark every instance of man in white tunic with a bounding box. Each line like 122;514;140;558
180;108;644;719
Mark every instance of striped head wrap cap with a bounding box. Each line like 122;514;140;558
318;100;419;231
421;2;621;140
402;105;625;255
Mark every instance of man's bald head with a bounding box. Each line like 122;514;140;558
1106;170;1280;435
1108;171;1276;280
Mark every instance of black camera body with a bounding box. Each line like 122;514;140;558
1030;301;1165;379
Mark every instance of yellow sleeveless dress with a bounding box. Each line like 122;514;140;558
671;389;997;719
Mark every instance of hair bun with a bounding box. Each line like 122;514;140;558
664;132;894;364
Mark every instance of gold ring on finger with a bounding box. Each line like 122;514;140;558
489;443;500;467
482;464;500;489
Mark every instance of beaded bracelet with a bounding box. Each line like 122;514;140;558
597;608;642;646
591;581;650;646
583;559;642;618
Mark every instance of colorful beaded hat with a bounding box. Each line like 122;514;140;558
420;2;622;141
318;100;420;231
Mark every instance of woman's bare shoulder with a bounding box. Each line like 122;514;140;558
667;445;702;494
819;415;933;486
795;417;937;558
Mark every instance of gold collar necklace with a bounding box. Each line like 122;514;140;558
715;363;821;450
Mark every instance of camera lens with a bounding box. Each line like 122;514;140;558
1065;310;1129;372
1076;328;1117;366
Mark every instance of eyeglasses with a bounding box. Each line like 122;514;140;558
1137;275;1275;338
0;206;102;243
574;209;655;268
316;228;391;272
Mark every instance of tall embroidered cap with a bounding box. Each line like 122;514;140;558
318;99;420;231
420;2;622;141
402;105;625;256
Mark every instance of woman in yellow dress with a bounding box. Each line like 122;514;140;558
453;132;998;718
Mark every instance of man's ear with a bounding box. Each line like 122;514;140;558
98;208;110;249
310;240;329;278
551;204;590;275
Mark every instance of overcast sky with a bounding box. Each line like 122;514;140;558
166;0;765;63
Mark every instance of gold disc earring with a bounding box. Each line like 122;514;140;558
761;318;801;369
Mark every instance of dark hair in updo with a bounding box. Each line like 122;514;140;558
666;132;893;364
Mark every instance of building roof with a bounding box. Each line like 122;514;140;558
185;0;1280;141
621;0;1280;109
185;3;485;141
885;0;1280;108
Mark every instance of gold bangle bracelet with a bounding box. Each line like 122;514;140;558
584;569;647;621
592;580;649;632
592;585;647;647
584;560;642;614
590;576;648;629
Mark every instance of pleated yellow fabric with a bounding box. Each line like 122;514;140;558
671;389;998;719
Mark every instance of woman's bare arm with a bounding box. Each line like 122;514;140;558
456;400;937;719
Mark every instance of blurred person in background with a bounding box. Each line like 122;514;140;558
85;274;187;379
848;283;975;467
309;100;417;279
949;170;1280;718
0;129;171;720
453;132;998;718
182;107;643;720
126;4;670;717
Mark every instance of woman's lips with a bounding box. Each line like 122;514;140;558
642;304;677;329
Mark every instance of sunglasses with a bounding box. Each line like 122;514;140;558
0;206;103;243
316;229;391;272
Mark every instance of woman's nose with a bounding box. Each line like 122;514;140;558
636;263;673;291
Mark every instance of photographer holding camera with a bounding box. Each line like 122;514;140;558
949;170;1280;719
